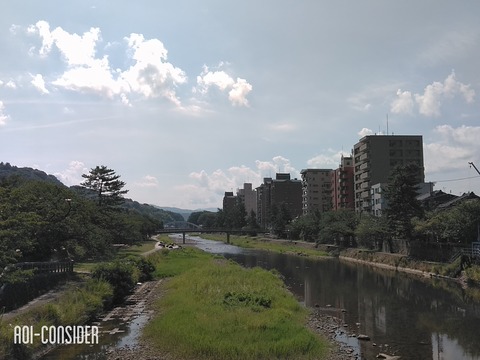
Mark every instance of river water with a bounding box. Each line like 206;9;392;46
191;236;480;360
42;235;480;359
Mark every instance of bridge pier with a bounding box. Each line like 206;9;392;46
226;232;230;244
183;232;186;244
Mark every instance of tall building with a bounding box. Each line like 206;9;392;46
222;191;237;214
331;156;355;211
256;173;302;229
353;135;424;213
237;183;257;216
300;168;333;215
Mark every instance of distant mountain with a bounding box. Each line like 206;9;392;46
0;162;63;186
155;206;219;221
69;186;185;223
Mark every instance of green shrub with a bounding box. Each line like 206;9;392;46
92;261;139;304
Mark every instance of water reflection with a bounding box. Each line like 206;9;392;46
191;237;480;360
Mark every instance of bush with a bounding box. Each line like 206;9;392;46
92;261;139;304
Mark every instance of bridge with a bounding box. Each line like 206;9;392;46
158;226;263;244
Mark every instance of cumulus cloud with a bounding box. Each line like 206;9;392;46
31;73;49;94
196;65;252;107
390;89;414;115
24;20;252;109
185;156;298;206
134;175;159;187
0;101;10;126
54;160;88;186
27;21;187;106
390;71;475;117
358;128;374;138
424;124;480;174
306;150;346;168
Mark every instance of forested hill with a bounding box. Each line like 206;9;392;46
0;162;184;224
0;162;63;186
69;185;183;224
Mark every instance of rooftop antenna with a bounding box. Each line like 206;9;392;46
386;114;389;135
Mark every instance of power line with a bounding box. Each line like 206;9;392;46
432;175;480;183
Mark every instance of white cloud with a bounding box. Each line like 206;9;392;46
390;89;414;115
228;78;252;106
184;156;299;207
391;71;475;117
31;73;49;94
306;150;345;169
358;128;374;138
23;21;252;110
120;33;187;104
424;124;480;174
269;122;297;132
27;21;187;106
134;175;159;187
196;66;252;107
5;80;17;89
0;101;10;126
29;20;100;65
54;160;88;186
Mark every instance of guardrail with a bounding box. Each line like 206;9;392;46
450;248;480;263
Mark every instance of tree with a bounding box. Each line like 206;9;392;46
355;214;390;250
270;203;292;238
81;166;128;208
318;209;358;245
383;163;424;241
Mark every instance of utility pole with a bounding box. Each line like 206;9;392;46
469;162;480;175
468;162;480;243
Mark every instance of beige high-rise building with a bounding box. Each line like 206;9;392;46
353;135;424;213
237;183;257;216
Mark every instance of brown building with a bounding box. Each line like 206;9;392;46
256;173;302;229
331;156;355;211
300;168;333;215
222;191;237;214
353;134;424;213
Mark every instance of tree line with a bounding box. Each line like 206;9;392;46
0;166;165;268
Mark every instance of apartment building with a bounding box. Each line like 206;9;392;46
300;168;333;215
222;191;237;214
353;135;424;213
237;183;257;216
331;156;355;211
256;173;302;228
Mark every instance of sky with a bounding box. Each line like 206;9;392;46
1;1;480;210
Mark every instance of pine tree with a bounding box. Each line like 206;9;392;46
81;165;128;208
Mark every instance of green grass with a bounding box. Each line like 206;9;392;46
200;234;329;258
144;248;329;359
74;238;158;273
0;278;113;358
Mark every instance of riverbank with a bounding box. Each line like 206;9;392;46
197;233;480;286
106;277;356;360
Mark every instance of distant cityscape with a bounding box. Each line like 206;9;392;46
223;134;479;229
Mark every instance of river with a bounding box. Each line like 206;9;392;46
42;235;480;360
191;235;480;360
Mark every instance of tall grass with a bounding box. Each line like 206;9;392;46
0;278;113;359
145;249;329;359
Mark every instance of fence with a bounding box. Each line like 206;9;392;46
5;261;74;274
